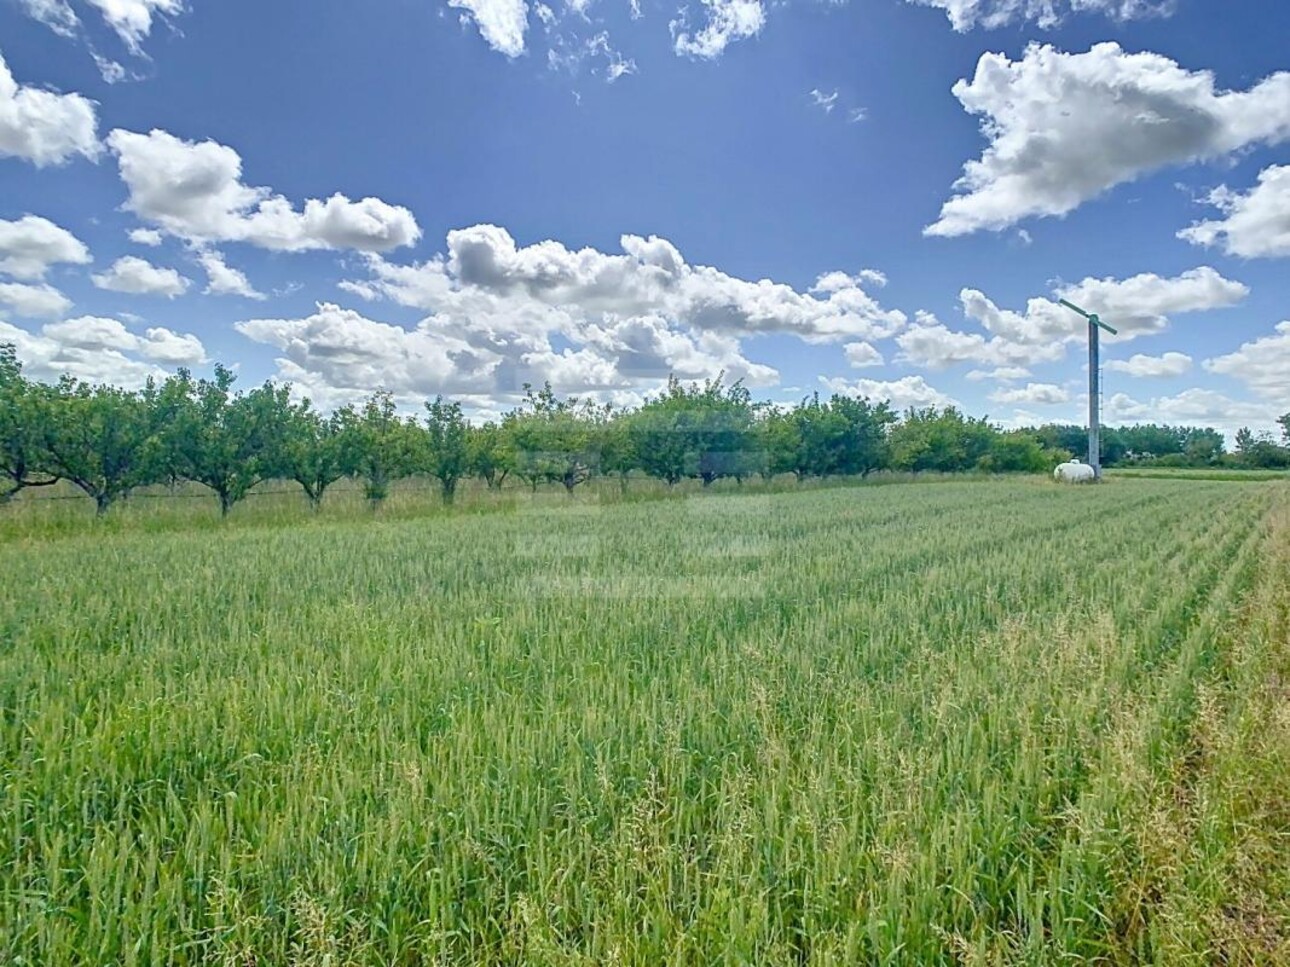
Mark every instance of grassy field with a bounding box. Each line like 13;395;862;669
2;477;1287;964
1107;467;1290;482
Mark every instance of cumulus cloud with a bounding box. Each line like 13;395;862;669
234;301;777;411
1204;321;1290;401
129;227;163;246
449;0;529;57
1;314;205;387
966;365;1031;381
0;215;91;280
1055;266;1247;339
345;224;906;343
108;128;422;253
196;249;265;300
989;382;1070;405
671;0;765;59
0;51;99;167
91;255;190;298
898;267;1244;371
1107;387;1282;439
926;43;1290;236
237;226;906;406
42;314;204;364
843;342;884;368
911;0;1173;31
1105;351;1192;377
0;282;73;318
18;0;81;36
820;374;958;409
1179;165;1290;259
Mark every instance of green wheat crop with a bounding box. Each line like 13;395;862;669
1;477;1286;964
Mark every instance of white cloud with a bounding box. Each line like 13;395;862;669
911;0;1173;31
897;313;1059;369
0;215;91;280
18;0;80;36
1179;165;1290;259
0;51;99;167
129;227;163;246
548;30;636;82
41;315;203;363
0;282;72;318
1105;351;1192;377
108;129;422;253
85;0;184;54
926;43;1290;236
898;267;1244;371
671;0;764;59
989;382;1070;405
1055;266;1247;340
843;342;884;368
966;365;1031;381
809;88;838;113
1107;387;1282;438
235;299;779;411
1;314;205;387
848;107;868;124
196;249;265;300
92;54;128;84
344;224;906;343
234;225;915;408
449;0;529;57
821;374;958;409
1204;321;1290;401
22;0;184;53
91;255;190;298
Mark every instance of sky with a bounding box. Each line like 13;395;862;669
1;0;1288;436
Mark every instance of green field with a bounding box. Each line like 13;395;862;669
2;478;1288;964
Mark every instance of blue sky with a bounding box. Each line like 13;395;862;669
1;0;1287;435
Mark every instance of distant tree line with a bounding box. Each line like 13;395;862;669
3;344;1287;514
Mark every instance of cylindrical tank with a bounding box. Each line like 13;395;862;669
1054;460;1097;483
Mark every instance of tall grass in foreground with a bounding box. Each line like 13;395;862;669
1;478;1286;964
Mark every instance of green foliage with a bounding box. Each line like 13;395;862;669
423;396;470;503
336;391;421;505
1233;426;1290;469
0;341;1262;517
628;375;761;487
37;377;155;514
0;345;58;502
975;430;1054;474
507;383;600;494
888;406;996;473
155;365;294;516
466;421;514;490
1026;423;1231;469
275;400;347;510
596;407;637;490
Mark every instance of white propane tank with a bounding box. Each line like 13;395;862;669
1054;460;1097;483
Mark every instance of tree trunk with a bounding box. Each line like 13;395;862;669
218;490;233;518
95;493;112;516
441;477;457;505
